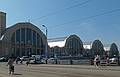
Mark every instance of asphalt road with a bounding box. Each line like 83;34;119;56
0;62;120;77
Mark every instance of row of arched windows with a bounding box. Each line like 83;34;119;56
11;28;45;57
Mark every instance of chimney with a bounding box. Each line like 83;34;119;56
0;11;6;37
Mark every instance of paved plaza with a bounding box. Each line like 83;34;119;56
0;62;120;77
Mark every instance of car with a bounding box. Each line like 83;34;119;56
20;56;29;61
0;57;8;62
41;58;48;64
31;55;41;60
99;57;109;66
100;59;107;66
109;57;118;65
0;57;5;62
30;60;44;64
47;58;58;64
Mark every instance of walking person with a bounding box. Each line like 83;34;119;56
94;55;100;68
26;58;30;66
106;56;109;65
20;58;23;64
6;57;15;75
15;57;19;64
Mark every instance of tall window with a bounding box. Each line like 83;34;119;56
33;30;36;46
16;29;20;43
11;32;15;43
37;33;40;47
21;28;25;43
26;28;32;44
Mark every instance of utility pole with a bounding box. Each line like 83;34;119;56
42;25;48;60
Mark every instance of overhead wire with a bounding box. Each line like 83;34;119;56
31;0;93;22
49;8;120;29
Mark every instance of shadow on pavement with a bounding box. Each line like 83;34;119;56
13;73;22;75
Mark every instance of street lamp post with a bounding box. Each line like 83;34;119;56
42;25;48;59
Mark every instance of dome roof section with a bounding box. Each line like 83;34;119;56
92;40;104;50
65;35;83;48
109;43;119;57
91;39;104;55
48;37;67;47
48;35;83;48
1;22;46;44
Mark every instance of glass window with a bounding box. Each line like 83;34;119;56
11;32;15;43
16;29;20;43
37;33;40;47
26;28;32;44
33;30;36;46
21;48;25;56
16;48;20;56
32;48;36;55
37;49;40;54
21;28;25;43
40;39;43;48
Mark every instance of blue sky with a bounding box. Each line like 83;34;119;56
0;0;120;50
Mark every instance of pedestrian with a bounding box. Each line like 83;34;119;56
94;55;100;68
26;58;30;66
106;56;109;65
6;57;15;75
20;58;23;64
15;57;19;64
45;58;48;64
70;59;73;65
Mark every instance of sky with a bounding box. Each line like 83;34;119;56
0;0;120;50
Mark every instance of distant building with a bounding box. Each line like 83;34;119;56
48;37;119;58
104;44;111;51
48;35;83;57
0;11;47;57
103;43;119;58
83;41;92;49
0;12;6;37
109;43;119;57
91;40;105;57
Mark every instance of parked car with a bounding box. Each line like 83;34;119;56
20;56;29;61
109;57;118;65
31;55;41;60
0;57;8;62
99;57;108;66
100;59;107;66
30;60;44;64
41;58;47;64
47;58;57;64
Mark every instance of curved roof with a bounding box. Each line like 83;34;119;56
48;37;67;47
103;44;111;51
92;39;104;50
110;43;119;52
65;35;83;47
0;35;4;40
1;22;46;44
48;35;83;48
